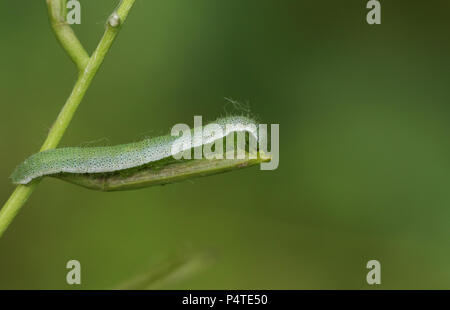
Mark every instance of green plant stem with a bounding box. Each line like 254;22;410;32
47;0;90;72
0;0;136;238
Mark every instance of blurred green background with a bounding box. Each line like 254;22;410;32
1;0;450;289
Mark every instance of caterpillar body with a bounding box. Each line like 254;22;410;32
11;116;270;191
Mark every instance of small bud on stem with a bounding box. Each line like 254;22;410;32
108;12;121;28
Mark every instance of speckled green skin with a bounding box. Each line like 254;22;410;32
11;116;261;185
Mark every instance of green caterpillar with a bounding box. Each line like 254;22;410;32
11;116;270;191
